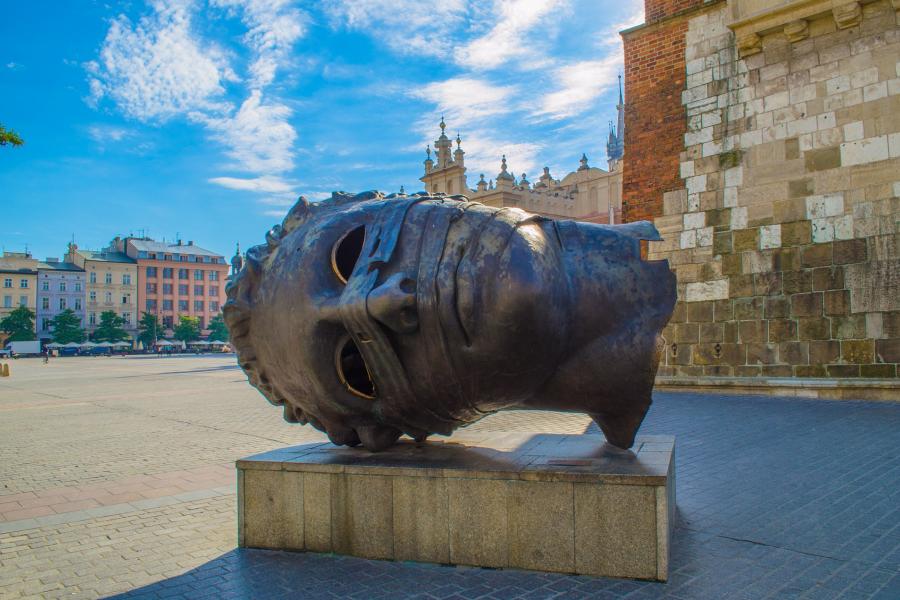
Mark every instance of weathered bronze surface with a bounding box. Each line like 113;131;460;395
224;192;676;451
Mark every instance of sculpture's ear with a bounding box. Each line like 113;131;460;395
281;196;311;235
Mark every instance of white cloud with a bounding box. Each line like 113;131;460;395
411;78;518;126
534;55;620;120
454;0;566;70
87;124;132;143
87;0;233;122
208;174;295;193
200;90;297;173
211;0;307;88
321;0;469;57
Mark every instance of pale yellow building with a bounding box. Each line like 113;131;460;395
65;243;139;339
0;252;39;340
420;116;624;224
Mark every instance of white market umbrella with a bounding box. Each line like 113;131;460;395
80;341;97;348
45;342;62;348
193;340;210;346
155;340;174;346
94;341;112;347
208;340;226;345
63;342;81;348
136;340;144;350
112;341;131;347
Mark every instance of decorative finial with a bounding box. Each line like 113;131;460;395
501;155;508;171
456;132;461;146
479;173;485;182
578;153;589;171
426;145;431;159
440;116;446;133
618;74;623;104
399;185;405;194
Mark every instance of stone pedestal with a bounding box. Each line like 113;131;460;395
237;432;675;581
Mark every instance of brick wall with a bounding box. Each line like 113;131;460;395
622;20;691;223
645;0;705;23
647;0;900;379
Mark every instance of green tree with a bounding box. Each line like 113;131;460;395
173;315;201;342
137;312;162;347
0;123;24;147
207;313;229;342
0;306;36;342
50;309;85;344
92;310;129;342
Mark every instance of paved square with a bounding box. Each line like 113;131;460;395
1;356;898;599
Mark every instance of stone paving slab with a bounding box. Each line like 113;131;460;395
1;356;899;599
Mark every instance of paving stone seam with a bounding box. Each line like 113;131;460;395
0;486;235;535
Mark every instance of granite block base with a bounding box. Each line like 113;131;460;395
237;431;675;581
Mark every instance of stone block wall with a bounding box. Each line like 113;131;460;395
647;0;900;378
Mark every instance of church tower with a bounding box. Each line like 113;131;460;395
420;117;469;196
606;75;625;166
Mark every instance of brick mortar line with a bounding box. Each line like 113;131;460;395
0;485;236;535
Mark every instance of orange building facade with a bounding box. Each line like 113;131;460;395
110;237;229;332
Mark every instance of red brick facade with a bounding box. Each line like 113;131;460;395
621;0;713;224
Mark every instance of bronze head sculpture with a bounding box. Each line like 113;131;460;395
224;191;676;452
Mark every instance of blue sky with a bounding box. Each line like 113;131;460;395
1;0;643;261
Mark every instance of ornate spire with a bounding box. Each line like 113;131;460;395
476;173;487;192
578;153;589;171
608;75;625;163
496;154;514;181
399;185;405;195
519;172;530;189
231;243;244;276
424;144;434;174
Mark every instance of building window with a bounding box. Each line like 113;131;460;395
20;279;29;288
163;316;173;328
2;296;11;308
194;270;204;281
90;272;97;284
178;284;189;295
122;294;130;305
209;271;219;281
90;291;97;302
179;255;187;262
163;283;173;295
105;291;112;304
163;299;173;311
75;299;82;310
105;273;112;284
146;299;157;310
123;274;132;285
40;297;49;310
59;298;66;310
178;268;189;280
74;282;82;292
163;268;173;279
59;281;66;292
194;285;204;296
178;300;189;311
147;283;157;294
199;316;206;329
3;278;11;288
89;312;96;325
122;312;131;325
42;281;49;291
42;318;50;331
146;267;157;278
194;300;204;312
210;301;219;312
19;296;28;307
209;286;219;297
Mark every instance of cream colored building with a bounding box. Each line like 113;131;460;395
65;243;139;339
420;110;625;224
0;252;39;339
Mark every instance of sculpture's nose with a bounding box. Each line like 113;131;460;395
366;272;418;334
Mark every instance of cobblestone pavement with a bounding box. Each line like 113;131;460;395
0;356;898;599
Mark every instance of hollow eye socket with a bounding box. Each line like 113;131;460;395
331;225;366;284
336;336;375;399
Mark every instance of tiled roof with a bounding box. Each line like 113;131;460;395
38;261;84;272
128;239;223;258
77;250;136;264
